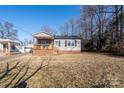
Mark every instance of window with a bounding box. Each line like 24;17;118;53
38;39;51;45
65;40;78;47
72;40;75;46
55;40;61;47
38;39;46;44
68;41;71;46
41;40;46;44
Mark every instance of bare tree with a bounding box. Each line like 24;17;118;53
59;21;70;36
0;22;5;38
0;22;18;40
4;22;13;39
69;18;75;36
60;5;124;52
80;5;112;51
80;6;97;50
41;25;55;35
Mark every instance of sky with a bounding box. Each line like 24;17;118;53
0;5;80;41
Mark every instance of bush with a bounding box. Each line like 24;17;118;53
84;41;94;51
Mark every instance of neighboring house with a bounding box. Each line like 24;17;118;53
0;39;20;55
33;32;81;56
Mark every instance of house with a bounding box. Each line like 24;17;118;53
0;39;20;55
33;32;81;56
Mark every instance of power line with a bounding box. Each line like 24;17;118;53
0;17;33;36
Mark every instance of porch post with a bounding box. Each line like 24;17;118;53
33;37;36;44
8;42;11;53
52;39;54;48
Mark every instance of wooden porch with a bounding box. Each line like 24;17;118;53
33;32;58;56
33;44;58;56
33;44;54;50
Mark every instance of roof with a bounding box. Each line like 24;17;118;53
33;32;54;39
54;36;81;39
0;39;20;44
33;32;81;39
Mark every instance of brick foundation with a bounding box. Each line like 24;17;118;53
33;49;81;56
58;50;81;54
33;49;58;56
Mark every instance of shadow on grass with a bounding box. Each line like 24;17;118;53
103;52;124;58
0;57;51;88
0;62;20;80
83;50;124;58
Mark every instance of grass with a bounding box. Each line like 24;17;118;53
0;52;124;88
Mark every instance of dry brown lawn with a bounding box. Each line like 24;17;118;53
0;52;124;88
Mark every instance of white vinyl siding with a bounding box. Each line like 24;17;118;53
0;43;3;51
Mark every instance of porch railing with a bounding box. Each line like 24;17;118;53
33;44;54;50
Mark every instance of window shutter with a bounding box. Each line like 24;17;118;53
75;40;77;46
59;40;61;47
65;40;67;47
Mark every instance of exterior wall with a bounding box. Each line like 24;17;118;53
57;50;80;54
54;39;81;52
0;43;3;52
